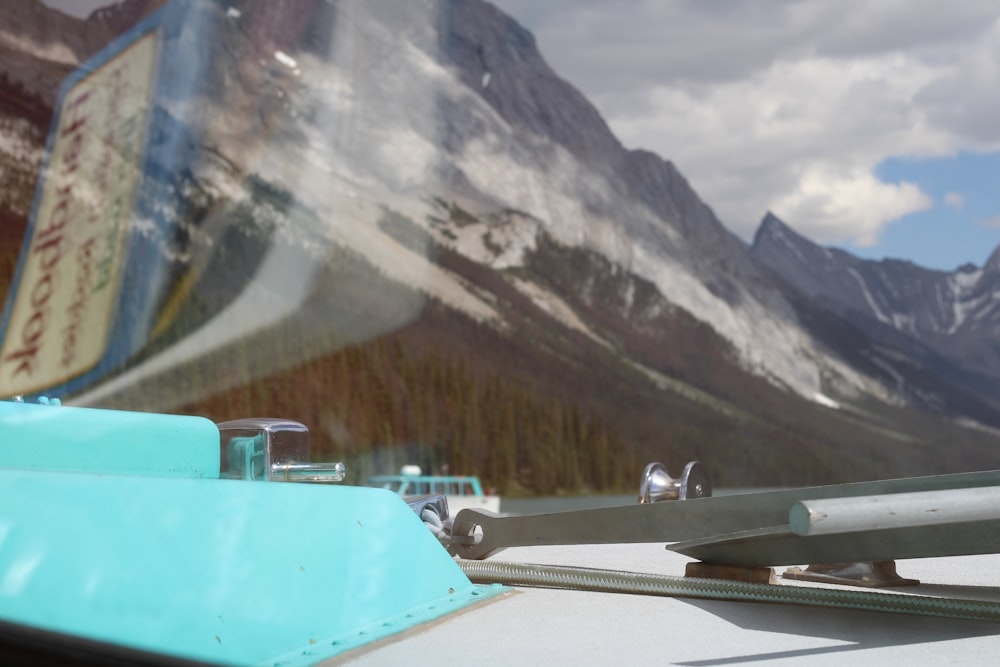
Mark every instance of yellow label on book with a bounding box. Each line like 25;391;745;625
0;32;157;395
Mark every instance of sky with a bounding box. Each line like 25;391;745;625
47;0;1000;271
42;0;107;16
489;0;1000;271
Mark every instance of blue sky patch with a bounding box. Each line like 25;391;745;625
842;151;1000;271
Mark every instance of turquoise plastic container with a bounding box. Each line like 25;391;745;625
0;400;220;478
0;470;500;665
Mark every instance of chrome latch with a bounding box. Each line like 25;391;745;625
217;418;346;483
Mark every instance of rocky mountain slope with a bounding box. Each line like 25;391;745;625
426;0;880;404
433;1;999;426
752;212;1000;407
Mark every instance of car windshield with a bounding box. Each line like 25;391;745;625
1;0;999;499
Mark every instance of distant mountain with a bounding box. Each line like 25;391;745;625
751;212;1000;397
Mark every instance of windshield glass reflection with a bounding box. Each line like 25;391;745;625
1;0;998;498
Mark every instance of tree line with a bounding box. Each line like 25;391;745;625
192;333;639;496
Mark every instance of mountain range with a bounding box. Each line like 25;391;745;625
432;0;1000;422
0;0;998;488
753;212;1000;384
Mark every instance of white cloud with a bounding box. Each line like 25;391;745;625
491;0;1000;248
605;52;944;241
944;192;965;209
772;167;932;246
979;215;1000;229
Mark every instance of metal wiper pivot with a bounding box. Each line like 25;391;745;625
217;418;346;483
639;461;711;503
450;460;710;559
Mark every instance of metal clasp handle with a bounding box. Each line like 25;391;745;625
217;418;346;483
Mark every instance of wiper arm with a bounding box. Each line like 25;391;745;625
450;469;1000;561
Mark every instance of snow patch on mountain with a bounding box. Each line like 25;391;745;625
946;268;985;333
950;268;982;292
813;393;841;409
848;267;891;325
438;207;539;269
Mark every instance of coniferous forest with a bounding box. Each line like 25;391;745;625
190;333;638;495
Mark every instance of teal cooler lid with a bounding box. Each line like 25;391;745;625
0;472;502;665
0;400;220;478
